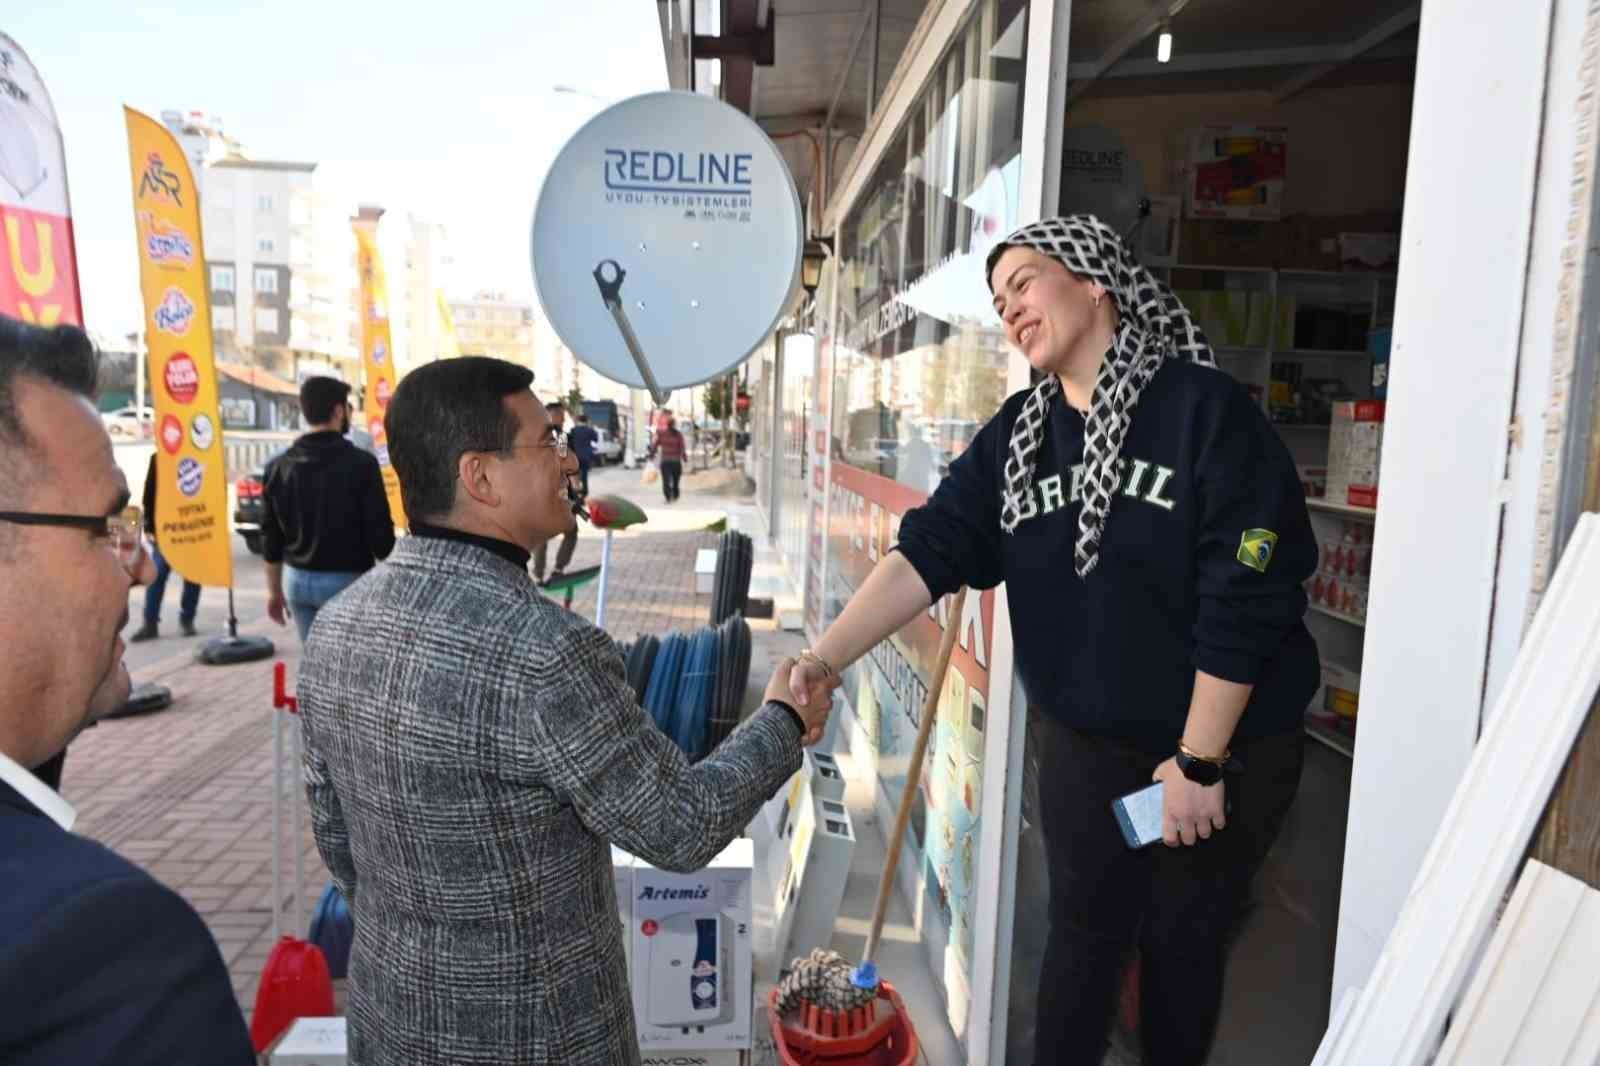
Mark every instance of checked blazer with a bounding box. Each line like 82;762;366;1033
297;534;802;1065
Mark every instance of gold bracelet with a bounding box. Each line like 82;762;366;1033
798;649;835;677
1178;739;1230;765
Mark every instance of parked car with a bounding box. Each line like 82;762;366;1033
233;449;286;555
234;467;267;555
103;405;155;439
592;427;623;464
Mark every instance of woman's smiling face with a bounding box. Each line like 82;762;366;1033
989;245;1108;377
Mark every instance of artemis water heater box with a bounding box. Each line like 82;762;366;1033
631;838;754;1051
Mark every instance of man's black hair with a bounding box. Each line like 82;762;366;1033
384;356;534;522
0;315;98;512
300;375;352;425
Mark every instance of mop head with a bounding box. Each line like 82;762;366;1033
774;949;880;1015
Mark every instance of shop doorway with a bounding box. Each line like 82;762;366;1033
1004;2;1419;1062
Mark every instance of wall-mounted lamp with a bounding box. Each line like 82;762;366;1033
801;236;835;297
1157;19;1173;64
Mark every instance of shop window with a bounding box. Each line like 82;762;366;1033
820;0;1028;1008
830;0;1027;497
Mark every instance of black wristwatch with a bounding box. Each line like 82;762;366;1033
1175;743;1243;786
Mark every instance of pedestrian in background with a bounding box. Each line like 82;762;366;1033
656;417;686;503
262;376;394;643
568;412;598;497
532;400;578;585
0;315;254;1064
128;452;200;642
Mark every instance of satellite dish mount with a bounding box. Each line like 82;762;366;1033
592;258;667;405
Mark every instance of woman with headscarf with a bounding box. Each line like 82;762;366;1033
788;215;1319;1064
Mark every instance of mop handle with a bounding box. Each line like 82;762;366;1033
860;586;967;969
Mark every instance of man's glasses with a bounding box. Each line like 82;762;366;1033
0;505;146;572
498;434;567;458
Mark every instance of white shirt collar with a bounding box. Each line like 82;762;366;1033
0;749;77;831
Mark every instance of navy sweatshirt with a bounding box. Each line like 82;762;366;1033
896;361;1320;755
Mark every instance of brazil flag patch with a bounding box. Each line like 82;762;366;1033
1237;528;1279;573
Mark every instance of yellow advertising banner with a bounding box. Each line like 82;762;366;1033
437;289;461;359
352;221;406;527
123;106;231;588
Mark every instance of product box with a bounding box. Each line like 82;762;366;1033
1321;663;1361;719
759;748;846;894
1298;464;1328;499
1369;326;1393;401
1181;125;1288;221
270;1017;347;1065
1326;400;1385;507
640;1051;744;1066
772;791;856;965
1310;520;1374;618
631;839;754;1052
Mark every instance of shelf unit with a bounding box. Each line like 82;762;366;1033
1309;602;1367;628
1153;264;1394;763
1308;498;1378;520
1155;265;1396;422
1305;717;1356;758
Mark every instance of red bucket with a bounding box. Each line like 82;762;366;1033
769;980;920;1066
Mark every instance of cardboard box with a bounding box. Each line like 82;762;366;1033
632;839;754;1052
640;1052;744;1066
1321;663;1361;719
772;791;855;966
694;549;718;595
759;748;846;895
270;1017;346;1065
1326;401;1385;507
1181;125;1288;222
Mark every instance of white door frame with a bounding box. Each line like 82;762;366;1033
1333;0;1561;1005
979;0;1071;1062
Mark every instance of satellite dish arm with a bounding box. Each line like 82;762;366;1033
593;259;670;406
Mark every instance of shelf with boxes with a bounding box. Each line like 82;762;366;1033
1301;508;1374;758
1156;265;1394;428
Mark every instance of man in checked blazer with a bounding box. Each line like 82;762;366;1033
297;356;836;1066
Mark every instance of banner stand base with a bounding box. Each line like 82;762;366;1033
198;635;275;666
102;682;174;720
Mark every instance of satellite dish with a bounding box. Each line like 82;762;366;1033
531;91;803;404
1058;125;1148;238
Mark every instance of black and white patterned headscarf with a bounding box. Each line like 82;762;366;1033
986;215;1216;577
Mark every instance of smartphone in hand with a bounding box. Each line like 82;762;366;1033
1112;782;1164;849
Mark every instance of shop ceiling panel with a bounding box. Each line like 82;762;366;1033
755;0;927;124
1069;0;1417;61
1070;53;1415;100
750;0;930;205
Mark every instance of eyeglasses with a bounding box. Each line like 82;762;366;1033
0;505;147;573
499;434;567;459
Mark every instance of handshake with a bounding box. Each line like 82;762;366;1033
764;655;842;747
